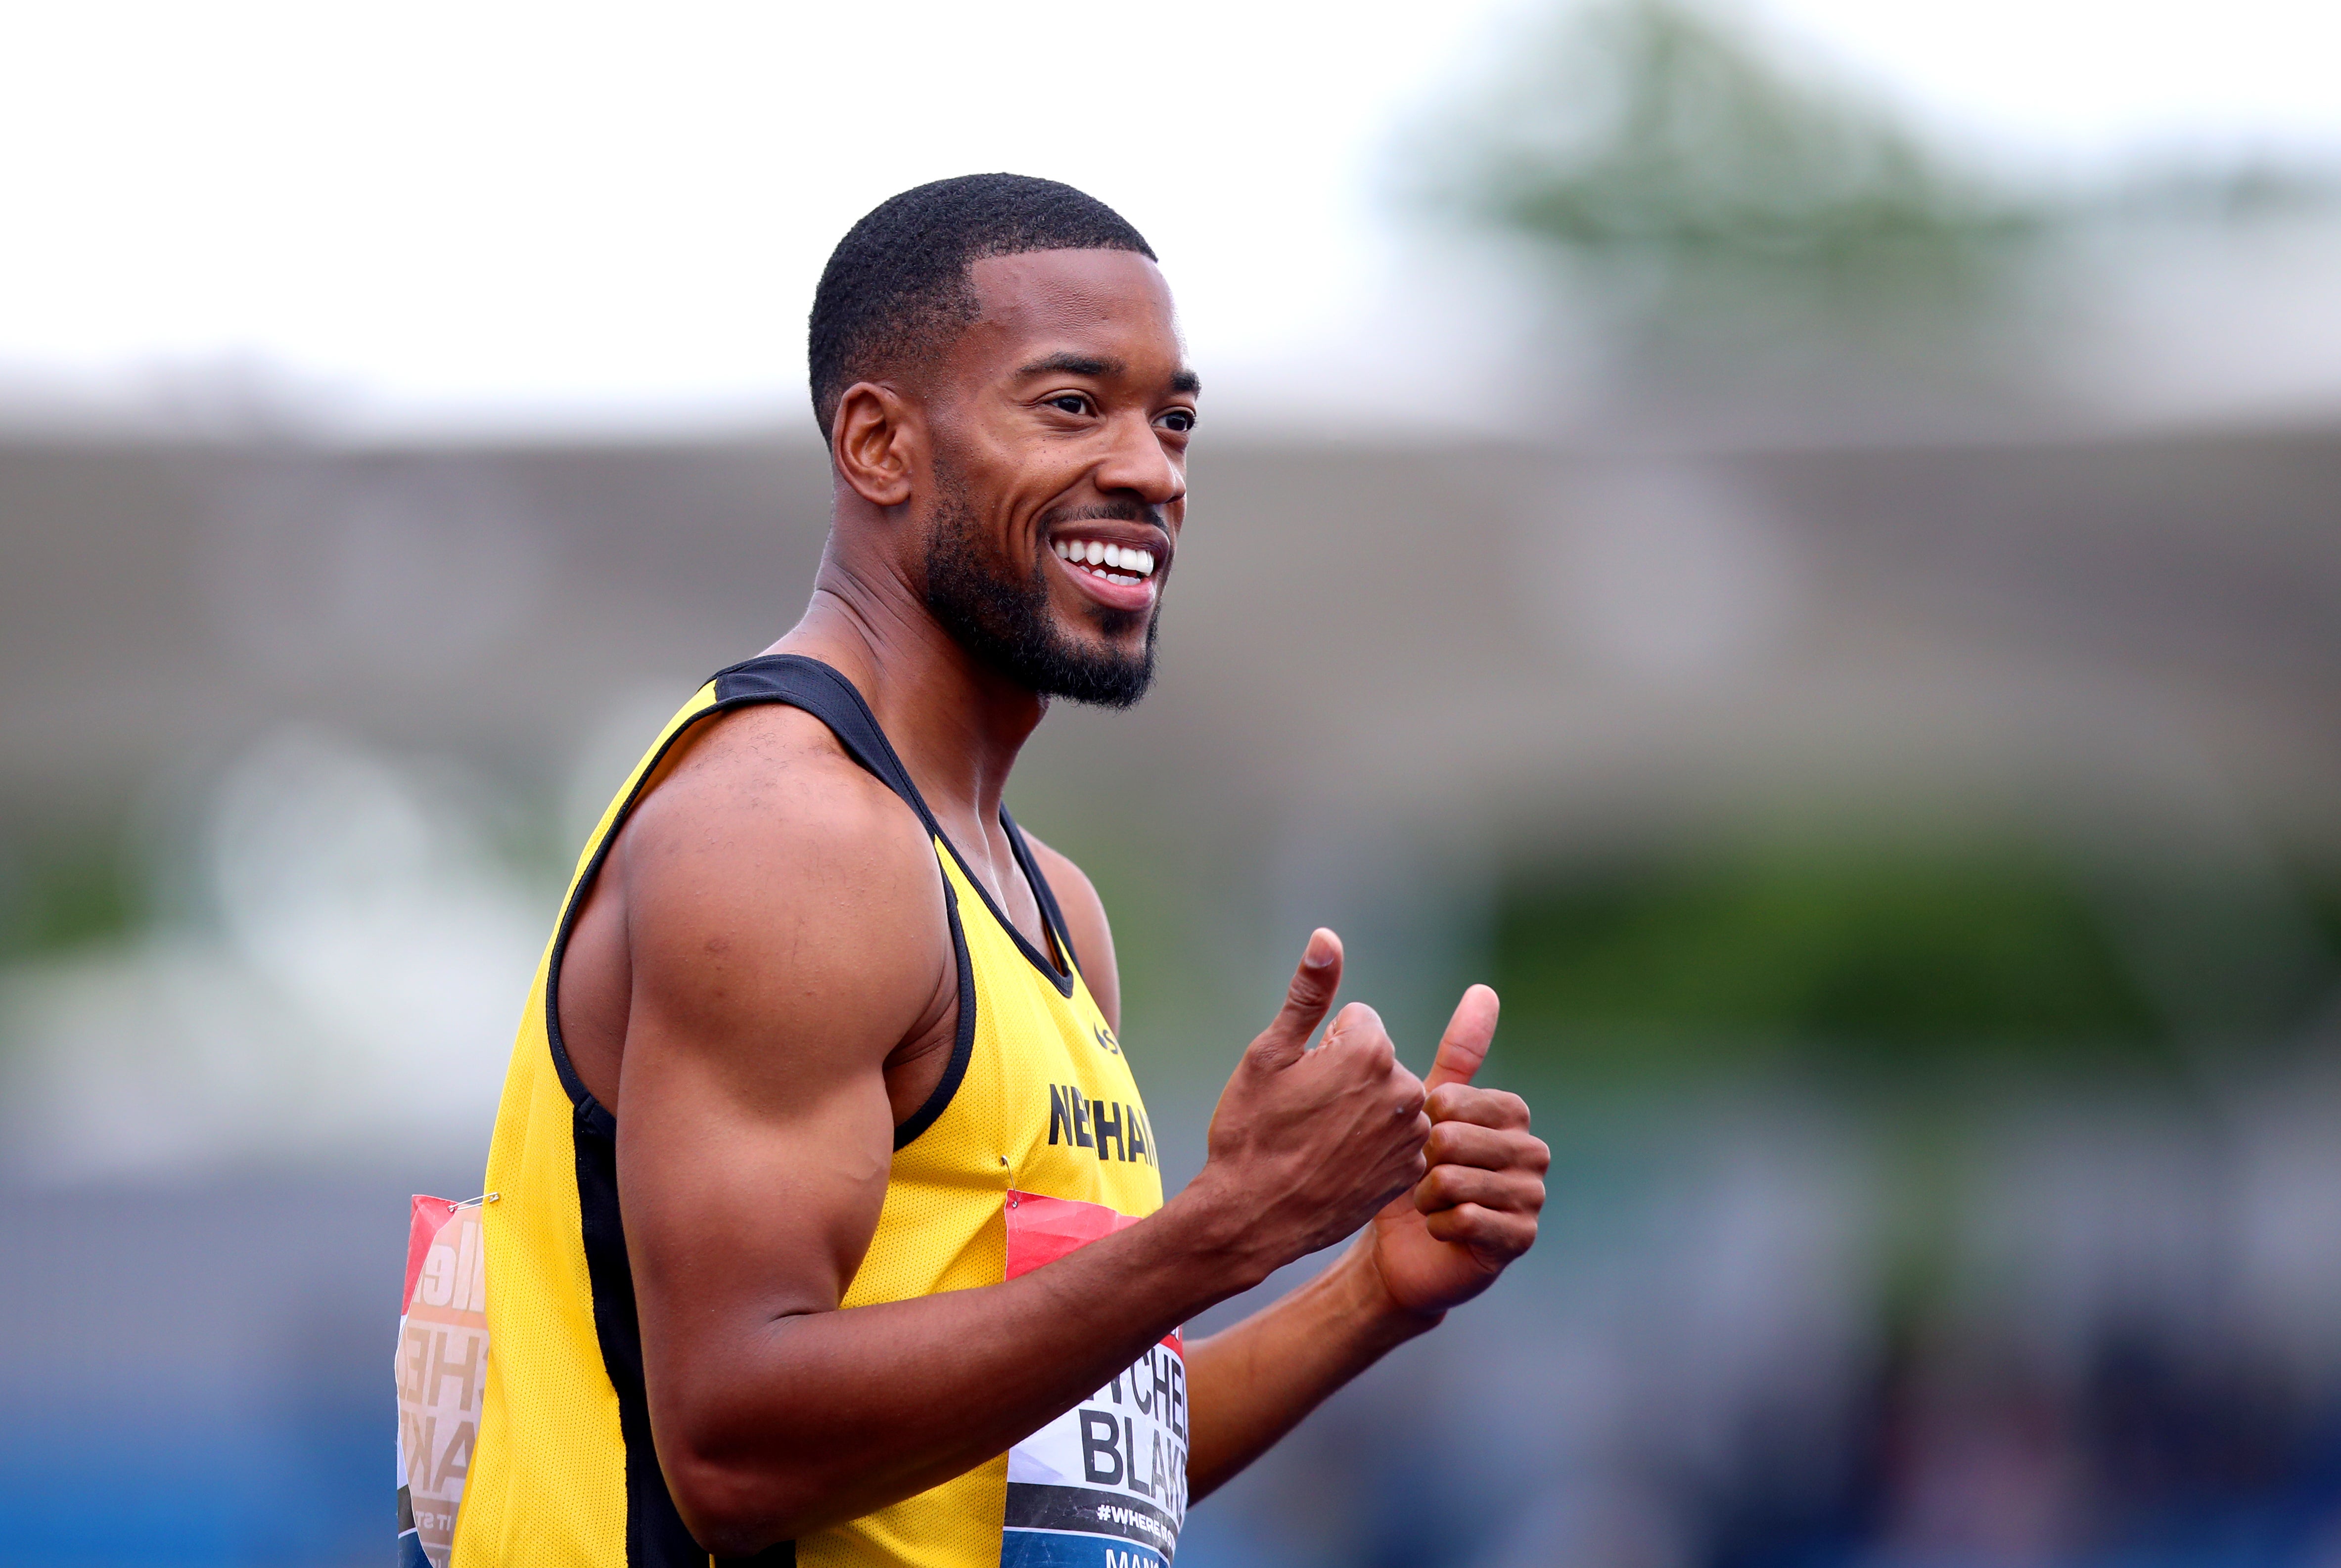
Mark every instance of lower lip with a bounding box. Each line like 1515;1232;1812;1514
1052;552;1158;612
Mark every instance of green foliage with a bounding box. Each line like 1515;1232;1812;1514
1490;843;2340;1081
0;826;140;964
1419;0;2026;324
1412;0;2340;352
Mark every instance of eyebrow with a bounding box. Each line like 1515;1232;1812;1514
1014;352;1203;397
1017;353;1120;380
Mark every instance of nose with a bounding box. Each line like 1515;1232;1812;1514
1095;411;1186;510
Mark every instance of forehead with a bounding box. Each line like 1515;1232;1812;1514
956;249;1184;374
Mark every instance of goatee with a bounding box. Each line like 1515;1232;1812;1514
921;482;1159;709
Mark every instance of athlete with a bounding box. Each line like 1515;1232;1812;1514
452;175;1549;1567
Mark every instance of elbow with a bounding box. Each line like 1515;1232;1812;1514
666;1452;826;1558
653;1368;834;1550
666;1456;766;1558
651;1338;864;1549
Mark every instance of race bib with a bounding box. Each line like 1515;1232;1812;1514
396;1195;490;1568
1001;1192;1187;1568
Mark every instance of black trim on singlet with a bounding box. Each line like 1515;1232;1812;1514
574;1097;794;1568
712;655;1079;1001
1000;805;1082;978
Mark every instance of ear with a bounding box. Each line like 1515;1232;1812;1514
831;382;920;509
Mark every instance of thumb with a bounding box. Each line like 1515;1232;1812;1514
1247;929;1343;1070
1423;984;1499;1093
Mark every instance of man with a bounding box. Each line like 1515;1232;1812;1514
453;175;1548;1567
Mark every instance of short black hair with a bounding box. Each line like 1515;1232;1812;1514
807;174;1157;442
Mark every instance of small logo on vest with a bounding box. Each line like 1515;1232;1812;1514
1094;1023;1121;1056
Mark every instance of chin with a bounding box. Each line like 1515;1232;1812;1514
1070;603;1148;643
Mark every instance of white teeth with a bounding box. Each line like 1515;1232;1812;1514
1053;538;1158;582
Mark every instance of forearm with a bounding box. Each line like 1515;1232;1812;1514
1181;1235;1441;1501
654;1189;1263;1551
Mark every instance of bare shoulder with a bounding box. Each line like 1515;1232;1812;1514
624;702;916;858
1018;829;1123;1035
615;703;951;1069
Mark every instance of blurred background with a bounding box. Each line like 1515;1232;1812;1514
5;0;2341;1562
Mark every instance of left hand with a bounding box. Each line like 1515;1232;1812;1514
1364;985;1548;1318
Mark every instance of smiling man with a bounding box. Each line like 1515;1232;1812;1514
447;175;1548;1568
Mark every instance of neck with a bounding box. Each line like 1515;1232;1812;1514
766;536;1045;832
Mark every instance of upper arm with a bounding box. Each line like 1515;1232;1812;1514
1022;832;1122;1036
607;709;954;1445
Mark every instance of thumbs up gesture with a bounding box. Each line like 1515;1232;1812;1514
1365;986;1548;1318
1184;931;1435;1286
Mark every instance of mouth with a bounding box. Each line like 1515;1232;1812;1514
1048;530;1164;611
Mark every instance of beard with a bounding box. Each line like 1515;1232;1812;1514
921;476;1160;710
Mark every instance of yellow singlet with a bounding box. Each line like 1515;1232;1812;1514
451;655;1182;1568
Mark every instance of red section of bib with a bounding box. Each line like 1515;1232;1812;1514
404;1195;461;1314
1005;1190;1181;1353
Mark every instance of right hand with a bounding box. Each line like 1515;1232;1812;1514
1183;930;1430;1285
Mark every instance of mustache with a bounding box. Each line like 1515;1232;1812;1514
1037;500;1169;534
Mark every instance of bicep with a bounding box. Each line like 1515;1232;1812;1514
616;1000;897;1325
610;756;951;1416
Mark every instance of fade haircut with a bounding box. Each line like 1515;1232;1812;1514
807;174;1157;443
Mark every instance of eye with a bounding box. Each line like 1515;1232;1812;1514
1158;408;1196;434
1045;393;1093;416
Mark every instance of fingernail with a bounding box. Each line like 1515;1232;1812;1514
1303;930;1336;968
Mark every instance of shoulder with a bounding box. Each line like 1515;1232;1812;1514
635;701;901;823
1018;829;1123;1033
624;703;938;900
616;702;950;1033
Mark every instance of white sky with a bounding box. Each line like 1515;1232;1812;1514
4;0;2339;434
